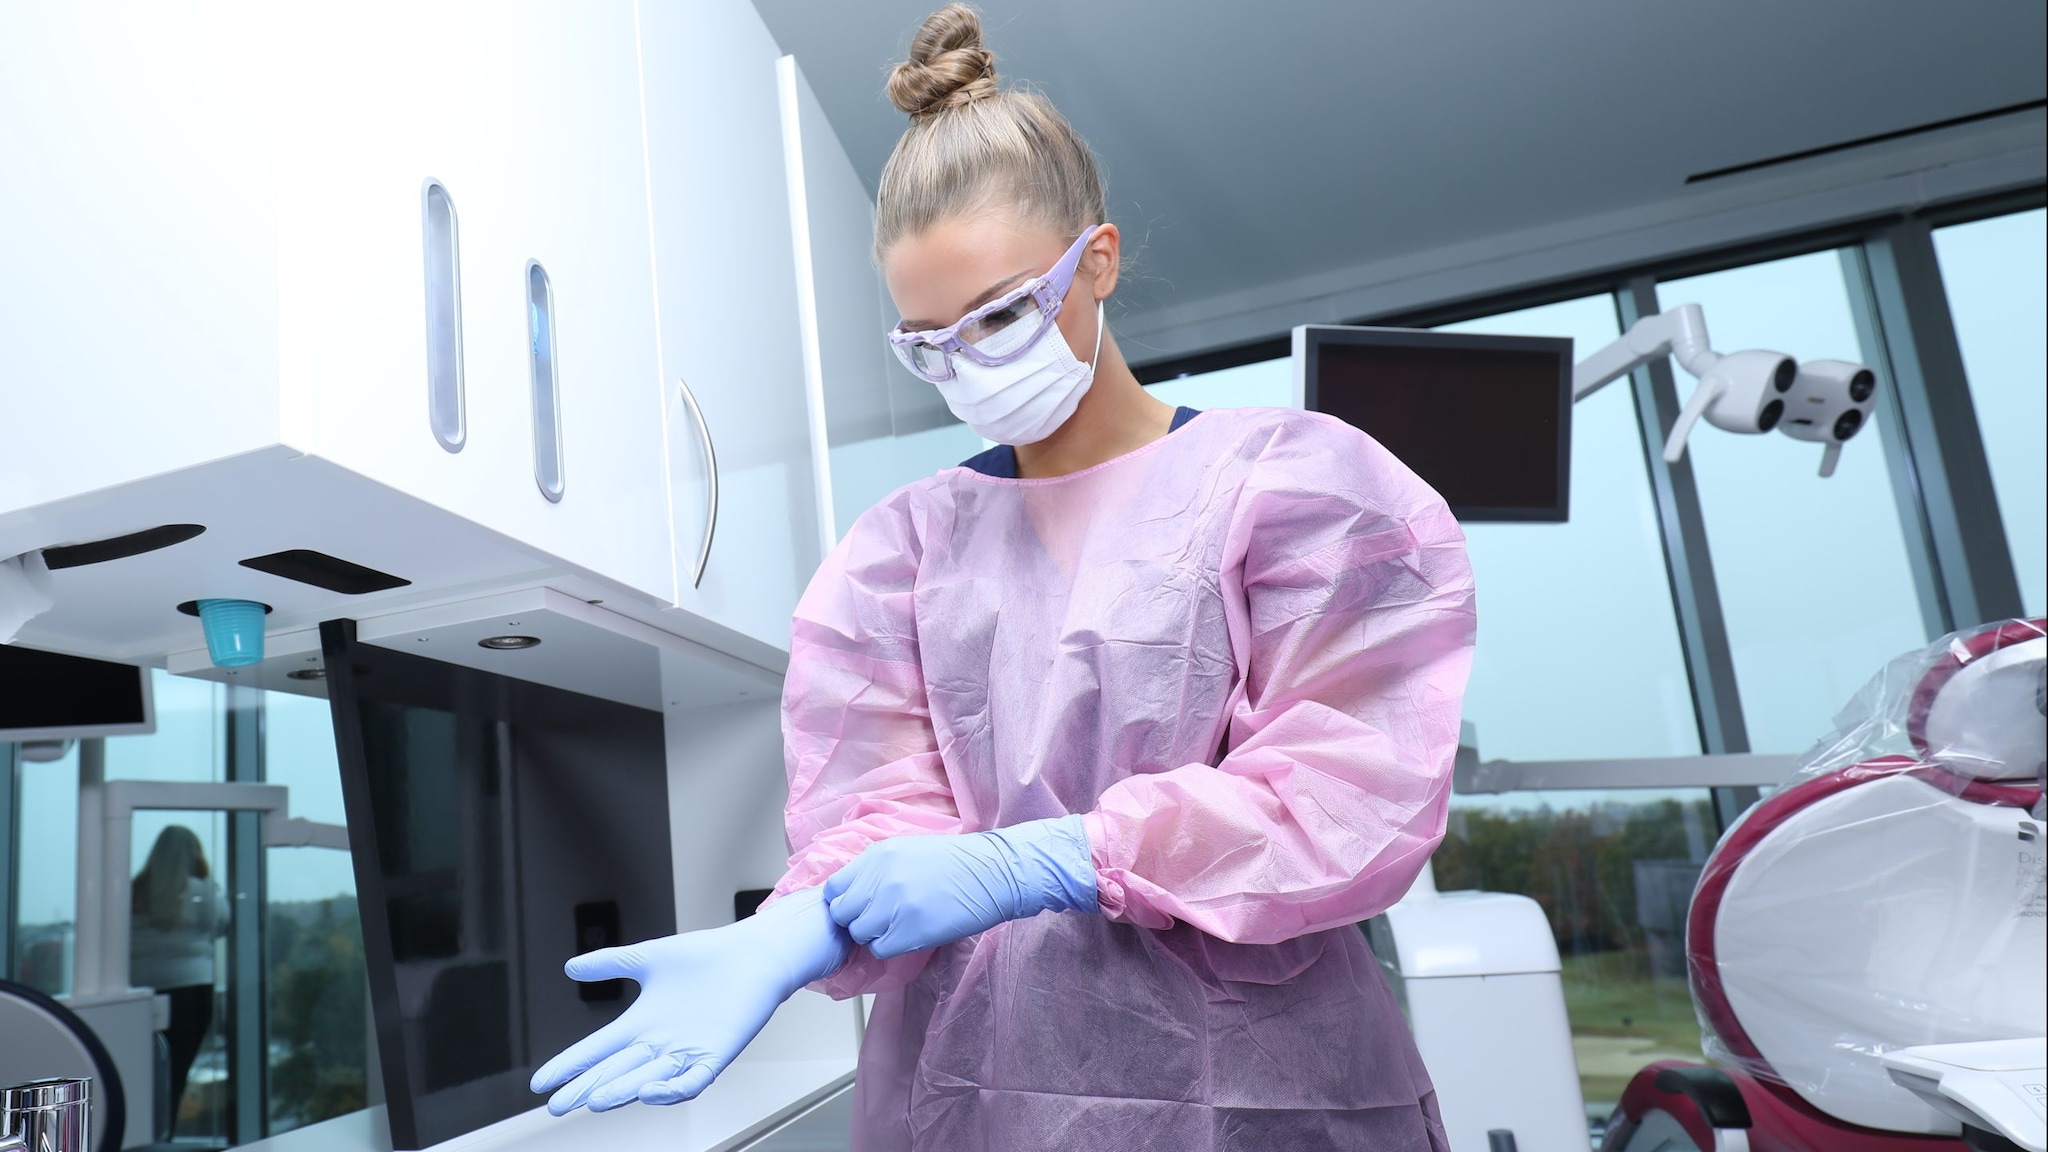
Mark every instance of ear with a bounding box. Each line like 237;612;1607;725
1081;223;1120;301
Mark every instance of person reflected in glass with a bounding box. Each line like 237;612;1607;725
131;825;229;1133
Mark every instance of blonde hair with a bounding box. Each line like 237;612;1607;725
875;4;1107;260
133;824;210;931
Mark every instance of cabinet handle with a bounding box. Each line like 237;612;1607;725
526;260;564;503
421;180;465;452
676;377;718;587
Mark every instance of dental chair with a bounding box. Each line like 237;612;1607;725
1604;618;2047;1152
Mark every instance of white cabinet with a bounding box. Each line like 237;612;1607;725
0;3;284;510
639;0;827;651
1;2;674;614
276;2;672;605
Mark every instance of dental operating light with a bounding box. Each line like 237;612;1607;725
1573;303;1877;477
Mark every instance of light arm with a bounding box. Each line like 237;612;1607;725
1572;303;1718;401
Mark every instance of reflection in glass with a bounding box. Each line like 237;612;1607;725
1934;208;2046;616
1660;253;1927;752
129;812;230;1142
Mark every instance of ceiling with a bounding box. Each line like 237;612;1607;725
754;0;2045;352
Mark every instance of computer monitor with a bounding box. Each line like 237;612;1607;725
0;644;155;742
1293;325;1573;522
320;620;675;1150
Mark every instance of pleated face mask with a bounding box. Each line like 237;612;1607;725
888;227;1104;446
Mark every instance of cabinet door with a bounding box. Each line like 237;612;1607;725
0;3;283;515
273;1;510;526
276;1;672;607
480;0;673;605
640;0;823;650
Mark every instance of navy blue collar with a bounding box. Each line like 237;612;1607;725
959;407;1201;478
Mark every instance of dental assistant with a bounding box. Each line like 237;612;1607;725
531;6;1476;1149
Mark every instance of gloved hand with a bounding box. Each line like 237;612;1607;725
822;814;1098;959
529;884;851;1115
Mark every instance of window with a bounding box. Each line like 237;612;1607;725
1437;296;1698;762
1431;296;1714;1120
262;689;368;1137
1659;253;1929;753
12;741;79;996
1146;356;1292;410
6;675;368;1142
1934;208;2046;617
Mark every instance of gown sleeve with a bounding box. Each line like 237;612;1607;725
1082;414;1477;945
767;489;965;997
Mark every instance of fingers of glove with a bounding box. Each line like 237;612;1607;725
636;1059;722;1106
531;1016;642;1095
586;1051;689;1113
543;1040;660;1115
563;943;644;984
824;858;882;928
867;921;939;960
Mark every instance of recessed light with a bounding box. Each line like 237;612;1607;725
287;668;327;681
479;635;541;651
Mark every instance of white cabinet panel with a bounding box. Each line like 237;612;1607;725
277;1;673;605
0;3;282;512
641;0;824;650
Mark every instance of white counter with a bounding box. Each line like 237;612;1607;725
231;1059;854;1152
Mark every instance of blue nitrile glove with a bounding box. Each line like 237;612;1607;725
529;884;851;1115
822;814;1098;959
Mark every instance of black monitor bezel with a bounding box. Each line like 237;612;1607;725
1296;324;1574;523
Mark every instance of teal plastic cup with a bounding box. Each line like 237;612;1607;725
196;598;266;668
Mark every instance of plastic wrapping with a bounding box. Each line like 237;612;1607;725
1687;617;2046;1135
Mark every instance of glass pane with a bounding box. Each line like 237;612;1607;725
1659;252;1928;752
130;809;231;1142
1424;295;1713;1121
107;668;224;782
1438;296;1699;761
263;690;369;1137
1433;790;1719;1115
1146;356;1292;410
13;742;80;995
1934;208;2047;616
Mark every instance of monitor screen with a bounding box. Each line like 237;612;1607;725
320;620;675;1150
0;644;154;741
1295;325;1573;522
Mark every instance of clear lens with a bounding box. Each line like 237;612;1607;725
910;341;950;380
961;293;1047;359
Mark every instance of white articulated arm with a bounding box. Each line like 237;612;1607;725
1573;303;1718;401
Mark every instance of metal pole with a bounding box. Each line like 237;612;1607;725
1855;219;2022;628
1841;245;1953;639
225;683;267;1143
74;738;107;997
0;743;16;980
1617;281;1758;827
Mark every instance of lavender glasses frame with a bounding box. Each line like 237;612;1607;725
886;225;1101;384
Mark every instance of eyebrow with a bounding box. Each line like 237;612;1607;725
901;270;1033;332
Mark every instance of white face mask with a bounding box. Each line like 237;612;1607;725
934;302;1104;446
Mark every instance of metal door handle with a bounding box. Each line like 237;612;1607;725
676;378;718;588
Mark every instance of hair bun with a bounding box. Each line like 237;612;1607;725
888;4;998;121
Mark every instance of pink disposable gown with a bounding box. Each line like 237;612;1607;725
768;408;1475;1151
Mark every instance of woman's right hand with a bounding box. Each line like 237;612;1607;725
529;885;852;1115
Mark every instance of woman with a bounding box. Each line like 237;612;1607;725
131;823;229;1132
533;7;1474;1148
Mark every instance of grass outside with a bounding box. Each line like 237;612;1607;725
1559;948;1706;1111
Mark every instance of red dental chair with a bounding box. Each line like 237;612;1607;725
1604;619;2047;1152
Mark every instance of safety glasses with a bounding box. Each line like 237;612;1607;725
886;225;1100;384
